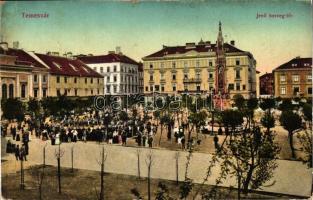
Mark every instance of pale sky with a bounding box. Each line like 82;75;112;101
1;0;312;74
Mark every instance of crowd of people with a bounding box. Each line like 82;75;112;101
3;106;204;163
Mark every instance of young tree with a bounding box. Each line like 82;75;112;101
302;103;312;124
175;151;180;185
28;98;41;118
233;94;245;111
280;111;302;159
220;110;243;145
136;148;141;179
211;127;280;199
155;182;173;200
261;112;275;134
278;99;294;111
246;98;258;128
145;150;154;200
1;98;25;121
180;149;193;200
259;98;276;113
297;131;312;168
29;166;45;200
96;146;107;200
54;144;65;194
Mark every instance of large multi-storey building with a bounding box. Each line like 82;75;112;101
0;42;104;100
77;50;141;95
259;72;274;96
34;52;104;97
0;42;49;100
142;23;257;99
273;57;312;98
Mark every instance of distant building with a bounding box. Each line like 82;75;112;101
273;57;312;98
256;70;261;98
259;72;274;96
0;41;104;100
138;62;144;94
0;42;49;100
77;50;141;95
34;52;104;97
142;22;257;99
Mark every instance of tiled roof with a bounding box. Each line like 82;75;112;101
274;57;312;71
260;73;273;79
35;53;103;78
77;53;138;65
143;43;244;59
3;48;46;68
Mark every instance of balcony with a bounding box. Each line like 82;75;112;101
160;79;166;84
183;78;201;84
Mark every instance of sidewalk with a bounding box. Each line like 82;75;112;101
2;137;312;197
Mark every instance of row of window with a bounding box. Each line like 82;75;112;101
145;83;247;92
105;75;138;83
280;75;312;83
33;74;47;83
1;84;47;99
148;59;242;69
56;88;101;96
149;70;239;81
56;76;102;84
280;86;312;95
93;65;138;74
105;85;138;94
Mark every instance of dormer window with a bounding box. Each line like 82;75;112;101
53;62;62;69
82;66;89;73
69;63;78;71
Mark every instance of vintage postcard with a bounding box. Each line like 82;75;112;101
0;1;312;199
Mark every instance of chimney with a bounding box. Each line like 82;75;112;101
116;46;122;55
13;41;19;49
230;40;235;46
205;41;211;47
162;45;167;49
52;52;59;56
185;42;196;49
0;42;8;51
66;52;73;59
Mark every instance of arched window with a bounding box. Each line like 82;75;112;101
9;84;14;98
21;84;26;98
2;84;7;99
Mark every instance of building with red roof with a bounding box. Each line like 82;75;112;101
273;57;312;98
0;42;49;100
142;22;257;99
76;48;141;95
0;42;104;99
259;72;274;96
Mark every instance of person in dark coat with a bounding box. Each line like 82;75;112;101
11;126;16;140
122;132;127;146
148;136;153;148
6;140;12;153
181;137;186;150
20;145;27;161
15;145;20;161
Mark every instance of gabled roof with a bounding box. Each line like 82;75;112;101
77;53;138;65
273;57;312;71
35;53;103;78
143;43;245;59
3;48;46;69
260;73;273;79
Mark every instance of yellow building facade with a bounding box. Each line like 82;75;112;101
142;42;257;99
